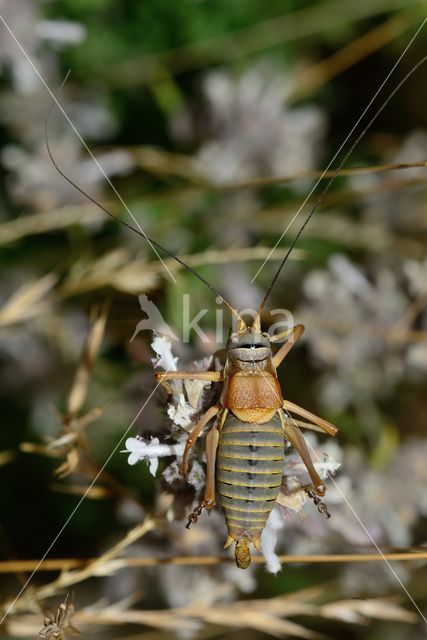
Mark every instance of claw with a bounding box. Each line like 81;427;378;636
185;500;213;528
304;485;331;519
185;504;203;528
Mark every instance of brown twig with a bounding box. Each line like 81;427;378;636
290;10;415;100
7;589;418;638
0;161;425;249
130;146;427;191
0;519;158;619
59;245;305;297
1;549;426;573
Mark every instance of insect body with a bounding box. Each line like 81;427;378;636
156;317;338;568
39;595;78;639
218;413;285;569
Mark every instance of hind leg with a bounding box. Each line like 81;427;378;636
279;410;325;496
186;422;221;528
279;410;331;517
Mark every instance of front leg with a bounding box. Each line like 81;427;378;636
272;324;305;368
155;371;223;382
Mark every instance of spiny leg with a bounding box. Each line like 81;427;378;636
279;410;325;496
283;399;338;436
272;324;305;368
282;417;332;435
280;410;331;518
269;324;302;343
180;404;220;477
186;424;220;528
203;425;220;508
156;369;222;395
304;486;331;519
155;371;223;382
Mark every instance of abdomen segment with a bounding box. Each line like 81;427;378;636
217;413;284;566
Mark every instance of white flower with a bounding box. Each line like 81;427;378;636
151;335;178;371
289;456;341;481
186;460;205;491
167;393;195;429
163;459;205;490
172;65;326;185
150;333;211;431
122;436;185;476
260;507;286;575
35;20;87;46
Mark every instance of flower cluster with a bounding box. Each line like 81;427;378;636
171;64;326;185
298;253;427;412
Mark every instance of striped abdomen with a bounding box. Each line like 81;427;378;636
217;413;284;564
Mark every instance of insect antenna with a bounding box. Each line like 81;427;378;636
45;111;242;323
257;54;427;317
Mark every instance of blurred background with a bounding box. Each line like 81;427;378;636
0;0;427;638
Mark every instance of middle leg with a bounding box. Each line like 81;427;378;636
180;404;219;477
203;425;220;509
272;324;305;368
282;417;332;434
283;400;338;436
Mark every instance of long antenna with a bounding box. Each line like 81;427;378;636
257;54;427;316
45;111;242;323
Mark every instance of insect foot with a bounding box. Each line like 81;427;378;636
304;485;331;519
185;500;214;528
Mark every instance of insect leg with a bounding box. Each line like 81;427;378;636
155;371;223;382
186;411;226;528
203;425;220;509
282;417;330;434
279;410;325;496
269;324;303;343
180;404;220;477
272;324;305;368
283;400;338;436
